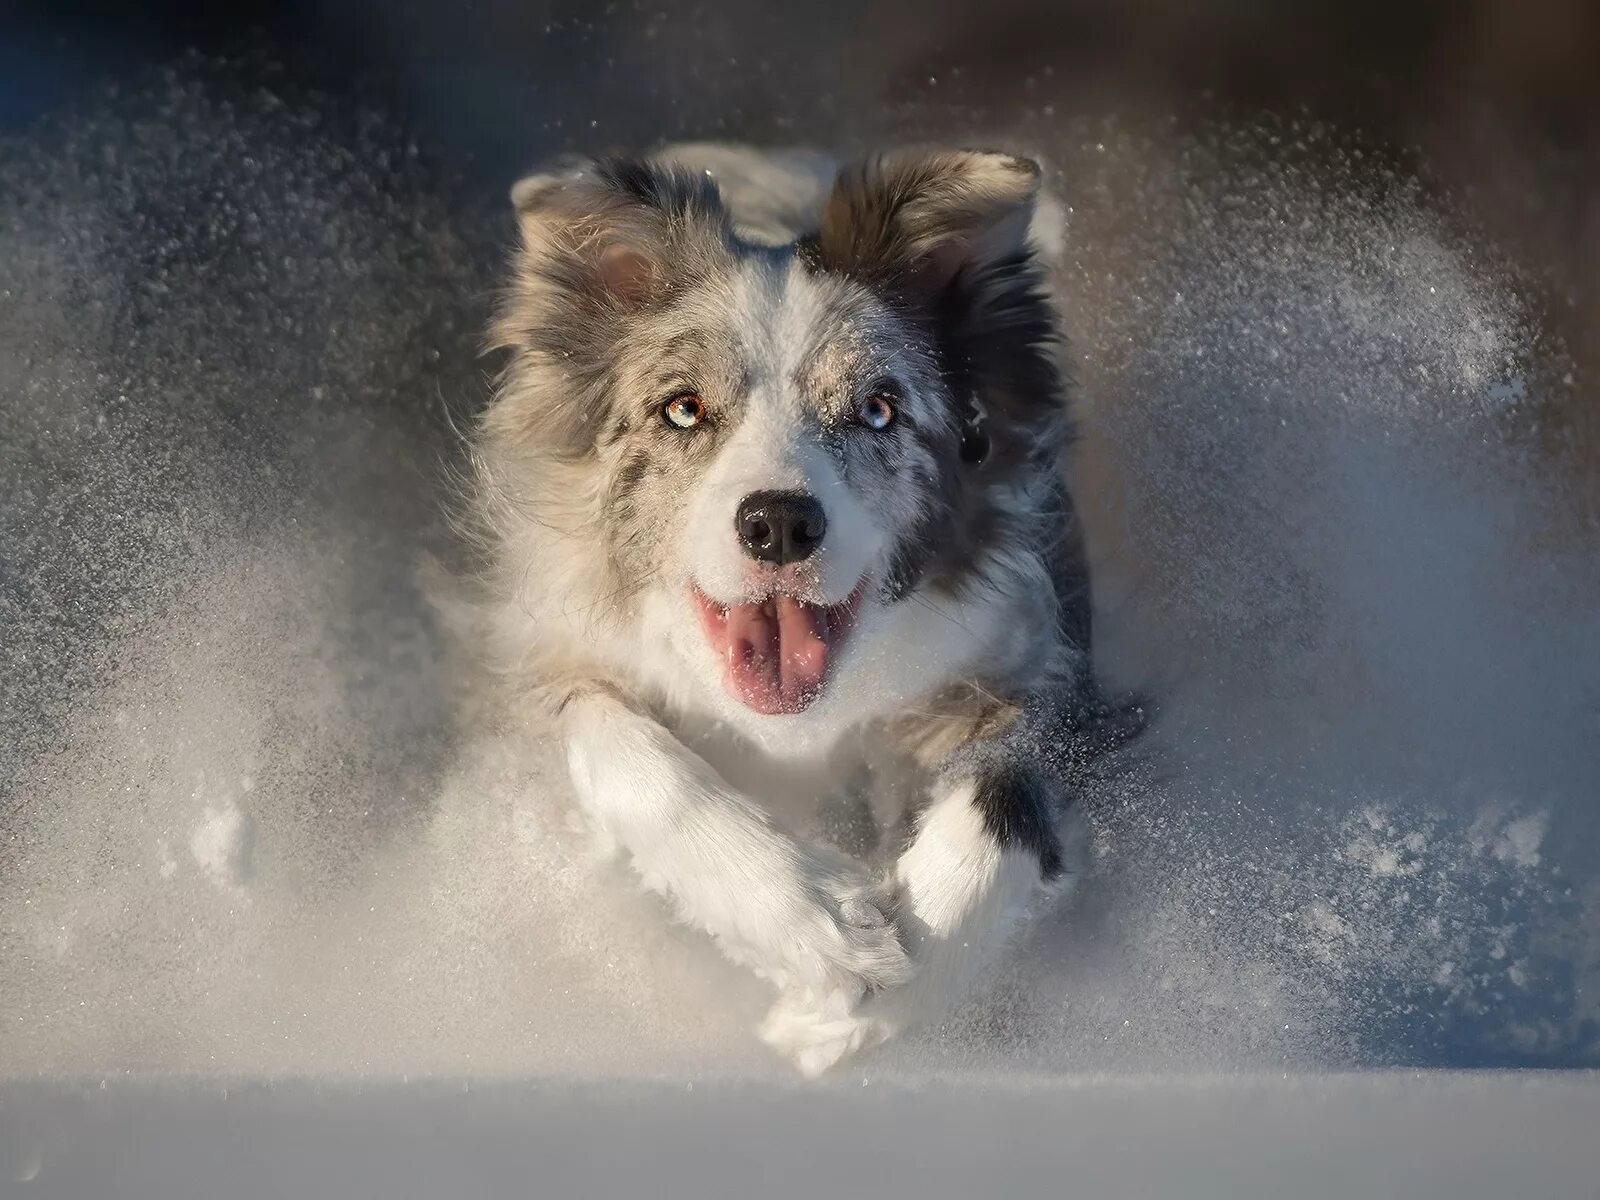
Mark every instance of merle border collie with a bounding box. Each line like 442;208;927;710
455;144;1140;1074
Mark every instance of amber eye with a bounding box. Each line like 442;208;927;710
662;393;706;429
857;393;896;431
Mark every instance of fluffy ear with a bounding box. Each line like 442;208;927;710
506;157;732;309
487;159;732;456
817;150;1041;302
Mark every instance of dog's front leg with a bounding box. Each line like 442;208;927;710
884;757;1065;1023
768;738;1068;1075
561;688;911;1048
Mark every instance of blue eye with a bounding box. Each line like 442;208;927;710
857;393;895;430
662;393;706;429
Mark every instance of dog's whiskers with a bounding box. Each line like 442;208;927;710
910;591;977;637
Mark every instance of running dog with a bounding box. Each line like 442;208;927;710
458;144;1137;1074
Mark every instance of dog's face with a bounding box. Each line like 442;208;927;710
600;255;956;719
486;152;1067;747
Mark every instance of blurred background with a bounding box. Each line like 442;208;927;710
6;0;1597;376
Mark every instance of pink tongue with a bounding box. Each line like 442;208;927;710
717;596;830;714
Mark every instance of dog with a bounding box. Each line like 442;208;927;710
456;143;1138;1074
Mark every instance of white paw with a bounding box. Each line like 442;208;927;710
800;869;914;997
759;988;895;1077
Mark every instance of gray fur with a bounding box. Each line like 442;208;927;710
455;145;1137;1073
480;150;1076;650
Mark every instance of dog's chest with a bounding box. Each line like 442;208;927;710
678;718;929;863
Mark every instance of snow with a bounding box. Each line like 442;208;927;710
1;57;1598;1192
188;801;253;888
2;1073;1597;1198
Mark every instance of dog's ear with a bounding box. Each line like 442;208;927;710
817;150;1041;303
507;157;732;309
487;159;732;457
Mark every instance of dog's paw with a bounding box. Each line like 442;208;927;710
759;988;895;1077
705;853;912;1003
806;870;913;997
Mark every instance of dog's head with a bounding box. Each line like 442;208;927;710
483;149;1070;746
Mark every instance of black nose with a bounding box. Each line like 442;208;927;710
736;491;827;565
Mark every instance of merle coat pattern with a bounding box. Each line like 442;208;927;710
460;144;1135;1074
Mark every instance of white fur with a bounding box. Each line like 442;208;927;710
887;782;1052;1020
562;690;911;1002
631;544;1044;763
621;253;1020;758
763;779;1054;1075
480;145;1084;1074
676;256;936;610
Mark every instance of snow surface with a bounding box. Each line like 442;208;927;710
2;58;1598;1193
2;1073;1598;1198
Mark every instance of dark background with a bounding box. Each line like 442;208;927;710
5;0;1598;382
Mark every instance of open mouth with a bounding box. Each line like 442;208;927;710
692;581;867;715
